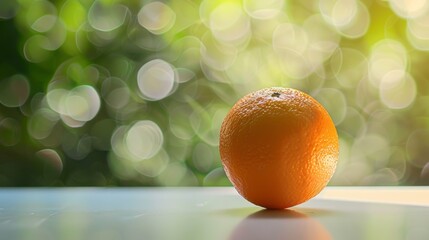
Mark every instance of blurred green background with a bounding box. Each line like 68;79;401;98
0;0;428;186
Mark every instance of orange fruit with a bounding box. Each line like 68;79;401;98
219;87;339;209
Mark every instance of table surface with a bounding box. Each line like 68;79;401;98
0;187;428;240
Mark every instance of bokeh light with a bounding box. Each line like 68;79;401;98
137;59;176;101
138;1;176;35
244;0;284;19
126;120;164;161
389;0;429;19
1;0;429;186
0;75;30;107
88;0;129;32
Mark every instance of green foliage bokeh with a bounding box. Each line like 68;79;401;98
1;0;429;186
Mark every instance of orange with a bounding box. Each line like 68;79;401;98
219;87;339;209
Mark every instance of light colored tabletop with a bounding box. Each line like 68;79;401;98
0;187;428;240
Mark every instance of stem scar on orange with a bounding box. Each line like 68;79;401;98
219;87;339;209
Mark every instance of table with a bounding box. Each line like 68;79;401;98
0;187;428;240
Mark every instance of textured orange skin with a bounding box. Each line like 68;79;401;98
219;87;339;209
